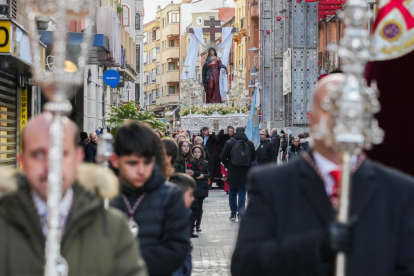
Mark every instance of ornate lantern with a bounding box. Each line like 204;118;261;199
24;1;96;276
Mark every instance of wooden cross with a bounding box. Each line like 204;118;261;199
189;16;236;42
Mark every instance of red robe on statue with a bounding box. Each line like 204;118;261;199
204;58;222;103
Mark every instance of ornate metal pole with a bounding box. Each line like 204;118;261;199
25;1;96;276
326;0;384;275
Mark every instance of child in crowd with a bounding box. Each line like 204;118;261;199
169;173;196;276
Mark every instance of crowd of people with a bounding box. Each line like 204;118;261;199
1;74;414;276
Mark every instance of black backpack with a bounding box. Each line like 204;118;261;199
229;138;251;166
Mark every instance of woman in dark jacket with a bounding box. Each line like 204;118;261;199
189;145;210;235
176;141;194;174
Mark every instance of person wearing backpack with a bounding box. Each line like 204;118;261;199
220;127;256;221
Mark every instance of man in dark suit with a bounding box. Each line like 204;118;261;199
231;74;414;276
268;128;280;162
84;131;98;163
201;126;220;183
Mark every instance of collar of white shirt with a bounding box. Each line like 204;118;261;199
312;151;357;196
31;187;74;235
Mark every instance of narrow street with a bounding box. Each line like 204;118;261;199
191;190;240;276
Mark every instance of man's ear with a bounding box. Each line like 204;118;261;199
110;154;119;169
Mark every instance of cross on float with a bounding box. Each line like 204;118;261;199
189;16;236;43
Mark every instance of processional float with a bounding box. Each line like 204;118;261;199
322;0;384;275
25;0;96;275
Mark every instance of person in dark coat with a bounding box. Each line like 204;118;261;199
194;136;210;161
111;122;190;276
162;138;183;173
217;126;234;188
176;141;194;174
84;131;98;163
268;128;280;162
299;133;309;150
79;131;88;151
220;127;256;221
256;130;272;165
201;127;220;182
188;145;210;234
0;113;148;276
231;74;414;276
286;137;304;162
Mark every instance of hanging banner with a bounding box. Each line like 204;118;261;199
371;0;414;61
283;48;292;95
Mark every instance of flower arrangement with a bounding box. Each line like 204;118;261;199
179;105;249;116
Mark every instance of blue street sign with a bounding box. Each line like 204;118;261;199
103;70;120;88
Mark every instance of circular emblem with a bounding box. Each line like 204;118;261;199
380;20;403;42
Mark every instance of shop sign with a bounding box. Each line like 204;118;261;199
103;70;120;88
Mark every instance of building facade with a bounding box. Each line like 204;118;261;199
0;0;44;167
143;3;181;130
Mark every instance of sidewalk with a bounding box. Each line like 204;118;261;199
191;190;240;276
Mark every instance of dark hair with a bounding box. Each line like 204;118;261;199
298;133;305;139
162;138;179;165
303;132;310;138
201;126;209;132
330;68;343;74
280;130;285;134
169;173;196;195
155;130;163;138
80;131;88;140
236;127;245;134
227;126;234;131
208;48;217;56
177;140;194;163
114;122;171;179
191;145;205;162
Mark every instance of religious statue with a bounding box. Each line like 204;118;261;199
202;48;227;103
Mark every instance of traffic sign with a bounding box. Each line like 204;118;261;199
103;70;120;88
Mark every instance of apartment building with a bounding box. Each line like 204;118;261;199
143;3;180;129
233;0;247;88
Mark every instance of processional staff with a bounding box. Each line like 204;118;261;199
325;0;385;275
25;0;96;275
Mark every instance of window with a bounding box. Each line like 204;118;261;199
151;69;157;81
169;40;174;47
143;32;148;44
135;13;141;30
135;84;140;103
152;29;156;41
161;86;164;96
143;51;147;64
162;18;165;28
168;62;175;71
162;64;165;74
157;62;160;74
169;86;175;95
152;48;157;60
122;4;130;27
152;90;157;103
167;11;179;24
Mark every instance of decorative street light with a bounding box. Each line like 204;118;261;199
228;63;250;113
179;65;204;113
24;1;96;276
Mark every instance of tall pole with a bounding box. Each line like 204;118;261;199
328;0;384;275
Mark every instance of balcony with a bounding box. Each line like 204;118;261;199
164;23;180;38
163;47;179;61
156;93;179;106
165;70;180;83
250;2;258;19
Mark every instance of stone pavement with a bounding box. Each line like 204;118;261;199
191;190;240;276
